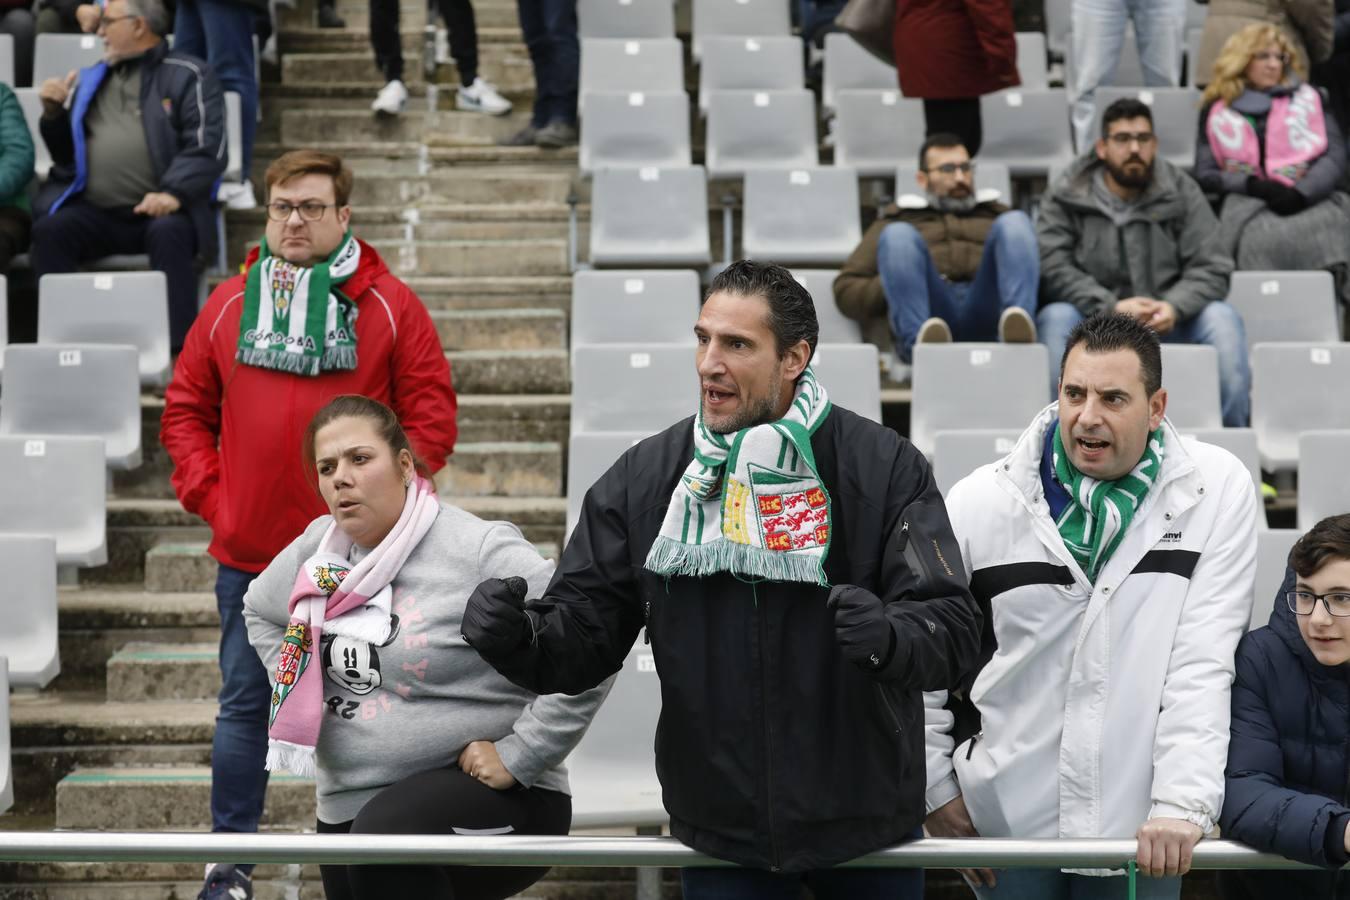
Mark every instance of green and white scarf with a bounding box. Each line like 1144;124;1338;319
645;368;833;586
236;231;361;376
1051;424;1166;582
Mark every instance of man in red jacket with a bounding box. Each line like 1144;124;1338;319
161;149;457;900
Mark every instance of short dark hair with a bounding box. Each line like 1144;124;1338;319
301;395;425;498
1290;514;1350;579
706;259;819;359
1100;97;1154;140
1060;313;1163;396
919;132;968;171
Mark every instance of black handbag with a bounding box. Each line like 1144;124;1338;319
834;0;896;64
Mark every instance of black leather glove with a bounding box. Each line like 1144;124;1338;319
462;576;534;661
1246;175;1308;216
827;584;897;672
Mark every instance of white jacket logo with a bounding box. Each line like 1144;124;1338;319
1160;531;1183;543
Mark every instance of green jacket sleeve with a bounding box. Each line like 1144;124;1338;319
1036;190;1117;317
0;85;35;205
1159;175;1233;323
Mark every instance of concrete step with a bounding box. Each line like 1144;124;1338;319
457;394;570;445
432;308;567;351
278;26;427;55
106;643;218;702
10;692;215;749
373;238;568;277
283;49;533;90
8;743;211;819
448;349;569;394
404;274;572;310
55;767;316;830
57;589;218;690
435;441;562;498
229;201;574;237
280;108;532;147
248;142;577;181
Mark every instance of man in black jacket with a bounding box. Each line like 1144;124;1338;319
33;0;225;350
464;259;982;898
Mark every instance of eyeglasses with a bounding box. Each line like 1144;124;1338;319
96;13;138;28
1287;590;1350;617
923;162;975;175
1252;51;1290;65
1106;132;1157;147
266;201;337;222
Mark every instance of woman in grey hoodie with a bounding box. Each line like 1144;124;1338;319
243;395;611;900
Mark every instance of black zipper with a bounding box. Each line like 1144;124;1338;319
877;684;902;735
643;599;651;645
754;581;782;871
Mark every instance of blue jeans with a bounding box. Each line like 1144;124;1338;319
1037;301;1252;426
970;868;1181;900
174;0;257;180
211;564;270;874
682;866;923;899
1070;0;1185;148
879;211;1040;364
517;0;579;127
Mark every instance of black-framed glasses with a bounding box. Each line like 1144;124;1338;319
1106;131;1157;147
1287;590;1350;617
923;162;975;175
266;201;337;222
97;13;138;28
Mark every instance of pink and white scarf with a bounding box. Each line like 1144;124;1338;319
265;475;440;776
1206;83;1328;186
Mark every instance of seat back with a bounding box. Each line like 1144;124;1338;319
567;431;650;538
0;275;6;376
1251;343;1350;471
589;166;711;267
1182;428;1261;495
742;167;860;266
1297;431;1350;532
579;38;683;113
691;0;791;59
572;344;696;435
705;89;818;178
1084;87;1200;165
1228;271;1339;349
14;88;50;182
38;272;172;386
894;161;1013;205
1045;0;1071;54
0;435;106;566
911;343;1049;457
810;343;880;423
1251;528;1299;631
0;534;59;688
0;656;10;814
578;0;675;38
571;269;701;353
33;33;103;85
789;269;862;344
979;89;1074;177
699;36;802;112
833;89;925;177
1015;32;1048;90
932;429;1022;496
1160;344;1221;430
579;91;691;175
0;343;142;469
0;35;14;87
821;32;896;111
566;645;665;828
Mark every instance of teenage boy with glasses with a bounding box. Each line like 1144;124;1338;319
1219;513;1350;900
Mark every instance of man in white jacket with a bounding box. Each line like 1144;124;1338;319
925;313;1258;898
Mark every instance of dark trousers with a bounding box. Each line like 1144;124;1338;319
516;0;578;127
371;0;479;85
317;766;571;900
0;8;35;86
30;199;199;349
0;205;32;340
923;97;983;156
210;564;271;876
173;0;258;178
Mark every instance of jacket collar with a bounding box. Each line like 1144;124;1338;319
893;188;1007;210
241;237;391;298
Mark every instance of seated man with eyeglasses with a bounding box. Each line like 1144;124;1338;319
161;149;458;900
1037;97;1250;428
835;133;1040;374
1219;513;1350;900
31;0;225;351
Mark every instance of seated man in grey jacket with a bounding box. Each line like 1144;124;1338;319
1037;98;1249;427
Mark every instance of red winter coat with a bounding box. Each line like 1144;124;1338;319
161;240;458;573
893;0;1020;99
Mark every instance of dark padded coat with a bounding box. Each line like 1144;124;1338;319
1218;566;1350;899
469;406;983;872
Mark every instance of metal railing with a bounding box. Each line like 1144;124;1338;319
0;832;1330;871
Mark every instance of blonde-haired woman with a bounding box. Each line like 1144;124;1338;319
1194;0;1334;85
1194;22;1350;303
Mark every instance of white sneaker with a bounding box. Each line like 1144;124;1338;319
457;77;513;116
216;179;257;210
372;79;408;116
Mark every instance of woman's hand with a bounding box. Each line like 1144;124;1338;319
458;740;517;790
